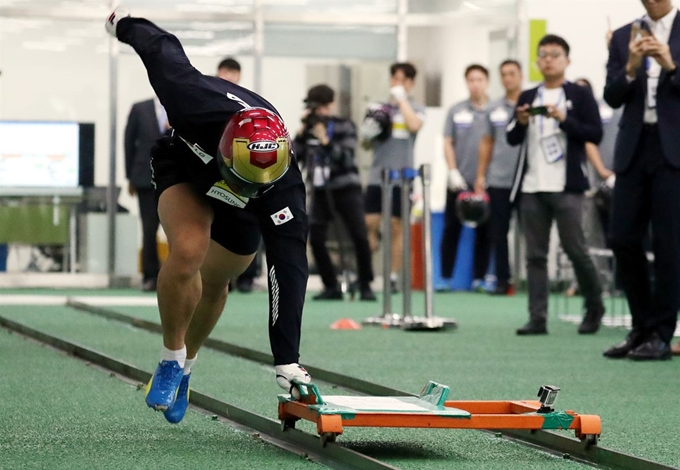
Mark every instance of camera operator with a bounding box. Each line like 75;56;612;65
294;85;375;301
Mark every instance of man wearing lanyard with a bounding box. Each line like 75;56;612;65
603;0;680;360
475;60;523;295
441;64;492;290
507;35;606;336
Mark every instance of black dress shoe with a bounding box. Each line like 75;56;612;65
313;288;343;301
603;330;644;358
516;321;548;336
578;305;605;334
627;332;672;361
142;279;157;292
359;286;377;302
236;277;253;293
490;283;511;296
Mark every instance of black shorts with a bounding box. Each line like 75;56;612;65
150;135;261;256
364;185;405;219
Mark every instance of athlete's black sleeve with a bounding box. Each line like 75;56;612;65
253;182;309;365
115;17;231;131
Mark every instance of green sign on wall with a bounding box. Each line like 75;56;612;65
529;19;547;82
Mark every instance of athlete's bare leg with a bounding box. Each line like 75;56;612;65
365;213;381;252
157;183;213;350
185;241;255;359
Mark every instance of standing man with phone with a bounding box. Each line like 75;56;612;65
603;0;680;360
507;35;606;336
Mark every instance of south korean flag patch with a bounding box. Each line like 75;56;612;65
270;207;294;226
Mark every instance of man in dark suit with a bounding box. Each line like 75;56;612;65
506;34;606;336
603;0;680;361
125;97;167;291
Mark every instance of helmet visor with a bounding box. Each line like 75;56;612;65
220;165;275;199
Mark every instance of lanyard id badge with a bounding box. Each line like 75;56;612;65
539;133;565;164
537;86;566;163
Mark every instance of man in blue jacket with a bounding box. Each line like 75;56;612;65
507;34;605;336
603;0;680;361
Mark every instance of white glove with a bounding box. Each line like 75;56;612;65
605;173;616;189
448;169;468;192
105;7;130;38
275;363;311;399
389;85;407;102
361;117;381;141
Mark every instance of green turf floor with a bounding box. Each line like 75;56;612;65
0;328;318;470
1;302;592;470
2;288;678;468
111;290;680;468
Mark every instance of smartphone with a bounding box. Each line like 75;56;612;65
528;106;549;116
634;18;654;39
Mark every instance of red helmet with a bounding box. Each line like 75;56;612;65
217;107;292;198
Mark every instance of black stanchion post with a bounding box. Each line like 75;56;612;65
363;168;402;327
402;164;458;331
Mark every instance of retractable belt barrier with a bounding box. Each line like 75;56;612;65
363;165;457;331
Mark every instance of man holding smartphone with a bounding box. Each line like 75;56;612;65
507;34;605;336
603;0;680;360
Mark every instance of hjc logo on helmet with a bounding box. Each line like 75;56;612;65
247;141;280;152
217;107;292;198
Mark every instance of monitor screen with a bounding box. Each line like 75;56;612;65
0;121;83;188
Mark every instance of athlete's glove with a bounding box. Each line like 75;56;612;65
275;363;311;399
361;117;382;141
447;168;468;192
105;7;130;38
389;85;407;102
605;173;616;189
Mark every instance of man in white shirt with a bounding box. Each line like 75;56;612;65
603;0;680;360
507;35;606;336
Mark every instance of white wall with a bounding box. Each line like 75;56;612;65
521;0;678;96
406;15;517;210
0;24;321;221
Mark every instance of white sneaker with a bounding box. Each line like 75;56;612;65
105;7;130;37
275;363;311;399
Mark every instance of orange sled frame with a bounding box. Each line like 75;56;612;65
278;381;602;447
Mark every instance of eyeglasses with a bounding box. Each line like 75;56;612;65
537;51;564;59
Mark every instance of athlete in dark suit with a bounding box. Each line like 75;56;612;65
603;1;680;360
107;8;312;423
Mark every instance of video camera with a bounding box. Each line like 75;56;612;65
302;100;329;134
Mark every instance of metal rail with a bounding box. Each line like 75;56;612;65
0;315;400;470
63;300;677;470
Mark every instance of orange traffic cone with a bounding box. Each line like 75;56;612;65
330;318;362;330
